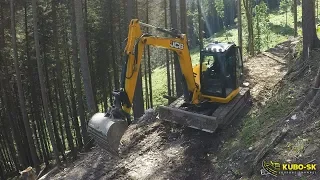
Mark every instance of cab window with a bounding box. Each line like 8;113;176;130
201;55;223;96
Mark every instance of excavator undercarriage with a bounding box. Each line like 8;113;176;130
159;87;251;133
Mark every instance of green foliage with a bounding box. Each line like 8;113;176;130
280;0;291;13
188;1;200;40
254;1;270;52
215;0;224;20
280;0;290;26
317;25;320;34
215;0;226;40
241;1;249;51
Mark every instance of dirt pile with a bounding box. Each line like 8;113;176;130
44;39;320;180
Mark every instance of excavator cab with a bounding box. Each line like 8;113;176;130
200;42;243;100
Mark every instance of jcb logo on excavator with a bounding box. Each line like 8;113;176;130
170;41;184;50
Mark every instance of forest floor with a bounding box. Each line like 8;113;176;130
42;38;320;180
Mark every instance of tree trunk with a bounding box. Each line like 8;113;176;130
53;84;66;150
147;48;152;107
317;0;319;21
180;0;187;34
24;1;49;165
67;44;83;149
0;97;21;171
31;0;61;166
43;51;66;159
0;136;13;171
52;0;76;159
1;122;19;171
0;2;27;170
0;159;4;180
74;0;97;114
243;0;254;56
165;0;171;101
69;0;88;149
197;0;204;50
10;0;40;170
170;0;183;97
109;0;119;90
285;9;288;26
83;0;98;107
293;0;297;37
143;0;150;108
1;83;28;168
144;50;150;108
237;0;243;53
302;0;319;58
146;0;153;108
208;1;218;35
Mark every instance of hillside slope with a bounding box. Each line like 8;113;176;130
40;38;320;180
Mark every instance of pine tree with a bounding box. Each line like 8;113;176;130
31;0;61;166
74;0;97;115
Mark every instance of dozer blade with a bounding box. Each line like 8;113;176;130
159;106;218;133
88;113;128;155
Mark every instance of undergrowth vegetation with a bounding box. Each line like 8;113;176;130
240;86;296;146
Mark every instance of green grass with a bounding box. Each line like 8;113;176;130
240;92;294;146
149;67;169;107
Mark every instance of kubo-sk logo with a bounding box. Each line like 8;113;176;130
261;160;317;177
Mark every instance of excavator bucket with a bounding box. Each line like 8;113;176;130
88;113;128;155
159;87;251;133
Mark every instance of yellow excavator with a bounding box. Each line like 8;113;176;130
88;19;251;154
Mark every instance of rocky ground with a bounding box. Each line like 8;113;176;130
43;39;320;180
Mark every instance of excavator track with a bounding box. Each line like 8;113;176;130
159;87;251;133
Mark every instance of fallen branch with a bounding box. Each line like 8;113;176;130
249;128;288;176
261;52;287;65
296;65;320;112
37;166;59;180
